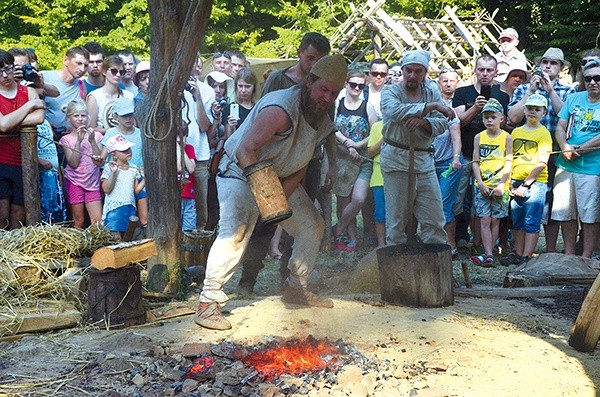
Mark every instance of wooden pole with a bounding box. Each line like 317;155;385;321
19;126;40;225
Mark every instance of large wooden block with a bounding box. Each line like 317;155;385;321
91;239;157;270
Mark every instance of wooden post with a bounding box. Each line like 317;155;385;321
569;274;600;352
19;126;40;225
122;215;140;242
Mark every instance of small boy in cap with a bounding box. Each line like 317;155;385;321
101;135;145;239
502;93;552;265
471;98;513;266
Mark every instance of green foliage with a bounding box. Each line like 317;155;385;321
486;0;600;66
0;0;597;71
0;0;150;69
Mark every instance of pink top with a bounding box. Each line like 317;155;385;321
59;131;103;190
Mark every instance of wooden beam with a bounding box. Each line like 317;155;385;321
0;303;80;336
91;239;157;271
455;286;587;299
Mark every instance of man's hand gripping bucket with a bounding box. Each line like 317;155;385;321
244;160;293;226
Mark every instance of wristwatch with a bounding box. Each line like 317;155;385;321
522;182;532;188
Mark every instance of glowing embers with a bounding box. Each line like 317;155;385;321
242;336;341;381
186;354;216;381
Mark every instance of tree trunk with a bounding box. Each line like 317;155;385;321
143;0;213;294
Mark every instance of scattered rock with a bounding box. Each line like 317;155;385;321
131;373;144;387
181;378;199;393
182;342;212;358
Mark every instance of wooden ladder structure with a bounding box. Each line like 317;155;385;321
331;0;505;78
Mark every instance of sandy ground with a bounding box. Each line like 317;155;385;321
1;291;599;396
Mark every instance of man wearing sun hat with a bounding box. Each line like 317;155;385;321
195;54;348;331
380;49;455;245
494;28;528;83
508;47;576;254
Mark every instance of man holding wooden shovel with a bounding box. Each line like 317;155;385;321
380;50;454;245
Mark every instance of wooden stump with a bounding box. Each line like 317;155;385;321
569;273;600;352
377;243;454;307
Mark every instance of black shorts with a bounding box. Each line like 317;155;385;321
0;163;24;205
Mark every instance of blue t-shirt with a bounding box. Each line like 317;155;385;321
556;92;600;175
102;127;144;168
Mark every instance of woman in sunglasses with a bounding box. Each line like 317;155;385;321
86;55;134;135
575;48;600;92
332;70;378;253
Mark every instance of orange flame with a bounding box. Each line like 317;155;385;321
242;338;340;380
186;355;216;379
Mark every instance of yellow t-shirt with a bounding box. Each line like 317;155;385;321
368;121;384;187
511;125;552;183
477;129;510;188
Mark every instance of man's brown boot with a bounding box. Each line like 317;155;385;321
282;282;333;308
194;302;232;330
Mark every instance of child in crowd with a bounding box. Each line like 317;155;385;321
471;99;513;266
59;99;104;229
101;96;147;229
37;120;67;223
101;135;145;238
503;94;552;265
367;120;386;246
177;134;196;231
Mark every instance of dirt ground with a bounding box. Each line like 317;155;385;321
1;245;599;396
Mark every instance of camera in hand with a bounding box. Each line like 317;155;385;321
21;63;39;83
533;67;543;77
218;97;230;108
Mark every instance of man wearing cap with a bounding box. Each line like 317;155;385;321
501;67;528;98
194;54;347;330
508;47;576;253
494;28;528;83
211;52;232;77
551;59;600;258
380;50;454;245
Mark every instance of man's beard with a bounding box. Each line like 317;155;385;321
300;85;328;121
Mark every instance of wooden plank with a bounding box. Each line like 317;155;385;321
0;303;81;336
569;274;600;352
91;239;157;270
455;286;587;299
146;302;195;322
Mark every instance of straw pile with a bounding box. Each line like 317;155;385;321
0;224;117;336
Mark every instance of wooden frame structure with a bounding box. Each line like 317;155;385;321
331;0;506;77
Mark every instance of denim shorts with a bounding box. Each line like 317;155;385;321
435;156;463;224
510;180;547;233
473;186;509;218
104;204;136;233
372;186;386;223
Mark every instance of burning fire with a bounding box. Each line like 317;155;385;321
242;337;341;381
186;354;216;380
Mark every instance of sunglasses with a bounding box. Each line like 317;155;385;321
583;75;600;83
370;71;387;78
581;59;597;67
0;65;15;75
108;68;126;76
347;82;366;90
214;52;231;60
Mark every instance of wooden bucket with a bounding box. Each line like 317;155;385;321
87;265;146;329
244;160;293;225
377;243;454;307
181;229;215;268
